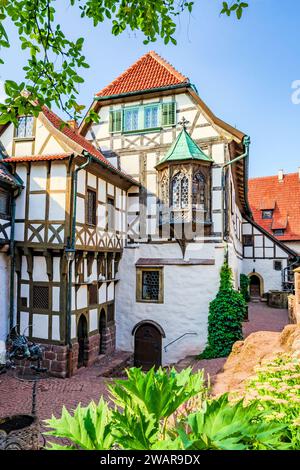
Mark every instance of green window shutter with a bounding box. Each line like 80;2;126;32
161;102;176;127
109;110;122;133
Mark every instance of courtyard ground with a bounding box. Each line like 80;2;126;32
0;302;289;429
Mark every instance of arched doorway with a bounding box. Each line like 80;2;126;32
249;274;262;299
99;309;106;354
133;322;163;370
77;314;88;368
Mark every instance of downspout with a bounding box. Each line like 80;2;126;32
8;173;24;331
221;135;251;263
65;153;92;377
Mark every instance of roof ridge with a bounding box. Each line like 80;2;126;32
96;51;189;97
250;172;299;181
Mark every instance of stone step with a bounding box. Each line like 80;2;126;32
95;350;133;377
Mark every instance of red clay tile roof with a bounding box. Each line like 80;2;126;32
96;51;189;97
248;172;300;241
42;106;109;163
2;153;70;163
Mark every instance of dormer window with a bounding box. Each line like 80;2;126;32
273;229;285;236
15;116;34;138
262;209;273;219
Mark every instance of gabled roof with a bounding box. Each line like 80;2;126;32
96;51;189;98
248;172;300;241
3;153;70;163
157;127;212;166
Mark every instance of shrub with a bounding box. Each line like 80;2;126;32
240;274;250;302
199;263;246;359
43;367;292;450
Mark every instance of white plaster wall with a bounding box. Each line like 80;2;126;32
49;192;66;220
50;163;67;190
28;193;46;220
32;314;48;339
115;242;225;364
0;254;10;341
30;164;47;191
52;315;60;341
32;256;48;281
0;124;14;156
15;164;27;219
285;241;300;254
242;258;287;292
89;309;98;332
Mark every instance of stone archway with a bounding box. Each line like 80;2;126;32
248;272;264;299
133;321;165;370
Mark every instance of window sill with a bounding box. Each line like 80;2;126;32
13;137;35;142
136;298;163;304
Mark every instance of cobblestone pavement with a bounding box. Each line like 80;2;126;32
0;302;289;426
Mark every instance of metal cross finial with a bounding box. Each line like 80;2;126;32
178;116;190;129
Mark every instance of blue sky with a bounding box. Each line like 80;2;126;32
1;0;299;177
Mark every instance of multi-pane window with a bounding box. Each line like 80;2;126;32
262;210;273;219
172;172;189;209
274;260;282;271
87;189;97;226
144;105;159;129
0;189;10;218
15;116;34;138
123;108;139;132
32;285;49;310
136;267;163;303
243;235;254;246
109;102;176;133
192;171;205;210
107;197;115;231
142;271;159;301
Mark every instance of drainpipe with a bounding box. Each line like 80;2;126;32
65;153;92;377
221;135;251;263
8;174;24;331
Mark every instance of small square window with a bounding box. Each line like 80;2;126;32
262;210;273;219
243;235;254;247
16;116;34;138
274;261;282;271
136;267;163;303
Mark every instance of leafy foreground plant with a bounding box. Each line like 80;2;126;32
44;366;293;450
246;353;300;449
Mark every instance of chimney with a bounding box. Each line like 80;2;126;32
67;119;78;131
278;169;284;182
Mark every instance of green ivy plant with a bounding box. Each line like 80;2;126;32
240;273;250;302
0;1;249;124
199;262;246;359
44;366;292;450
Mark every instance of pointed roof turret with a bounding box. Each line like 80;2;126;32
157;119;212;167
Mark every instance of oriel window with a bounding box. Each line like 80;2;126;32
15;116;34;138
87;189;97;226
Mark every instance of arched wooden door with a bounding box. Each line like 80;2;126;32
99;309;106;354
249;274;261;298
134;323;162;370
77;314;88;368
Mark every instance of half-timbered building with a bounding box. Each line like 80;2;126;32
0;51;297;374
80;51;297;367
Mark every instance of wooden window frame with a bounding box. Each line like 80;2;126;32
32;284;50;311
136;267;164;304
109;101;176;135
14;115;35;140
86;188;97;226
